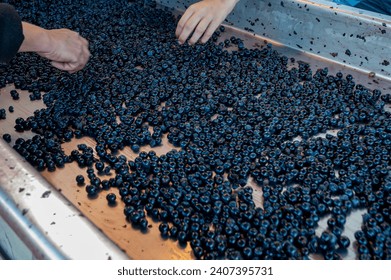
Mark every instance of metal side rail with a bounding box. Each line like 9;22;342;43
0;139;128;260
157;0;391;80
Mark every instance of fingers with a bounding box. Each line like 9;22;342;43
200;19;220;44
175;0;238;45
175;8;194;40
49;38;90;73
188;17;212;45
77;38;91;70
66;31;90;69
176;11;205;45
51;61;80;73
176;11;220;45
51;51;90;73
43;29;90;73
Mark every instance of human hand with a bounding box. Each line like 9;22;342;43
20;23;90;73
175;0;239;45
38;29;90;73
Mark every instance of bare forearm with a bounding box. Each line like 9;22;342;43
18;22;51;53
18;22;90;73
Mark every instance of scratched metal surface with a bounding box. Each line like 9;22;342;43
0;0;390;259
158;0;391;80
0;133;129;260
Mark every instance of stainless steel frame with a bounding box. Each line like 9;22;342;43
158;0;391;80
0;139;128;259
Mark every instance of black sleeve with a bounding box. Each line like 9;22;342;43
0;3;24;63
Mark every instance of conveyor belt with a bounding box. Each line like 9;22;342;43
0;0;390;260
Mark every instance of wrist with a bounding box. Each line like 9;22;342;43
19;22;52;53
222;0;239;5
217;0;239;12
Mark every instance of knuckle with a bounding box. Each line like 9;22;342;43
193;29;204;38
177;23;184;30
204;31;213;39
183;25;195;35
188;5;196;11
201;33;212;43
206;15;214;22
179;35;187;43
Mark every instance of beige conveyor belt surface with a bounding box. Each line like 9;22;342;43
0;83;371;260
0;83;193;259
0;0;390;259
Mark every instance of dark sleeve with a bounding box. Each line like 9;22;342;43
0;3;24;63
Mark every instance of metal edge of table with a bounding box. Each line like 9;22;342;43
0;139;128;260
157;0;391;81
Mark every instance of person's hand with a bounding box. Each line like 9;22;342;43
37;29;90;73
20;22;90;73
175;0;239;45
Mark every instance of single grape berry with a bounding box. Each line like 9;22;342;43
106;193;117;205
76;175;85;185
